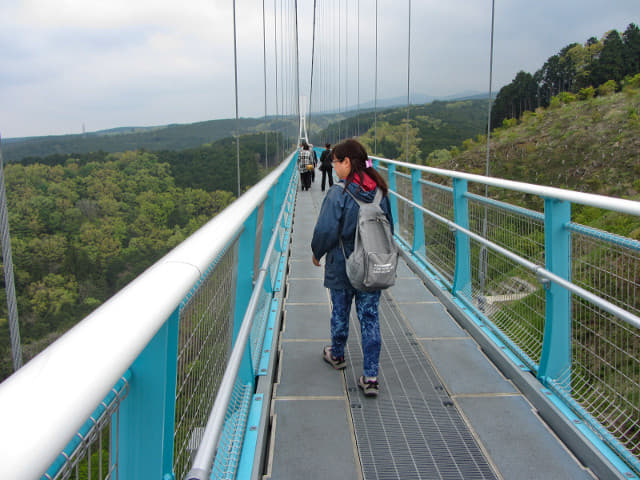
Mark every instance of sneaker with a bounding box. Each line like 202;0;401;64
322;346;346;370
358;376;379;397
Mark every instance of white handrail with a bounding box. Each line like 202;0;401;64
0;153;295;480
374;156;640;216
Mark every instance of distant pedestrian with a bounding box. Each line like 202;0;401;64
319;143;334;191
310;145;318;183
298;142;314;190
311;138;393;397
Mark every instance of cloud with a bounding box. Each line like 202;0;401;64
0;0;637;138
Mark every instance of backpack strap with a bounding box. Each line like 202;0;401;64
340;183;382;206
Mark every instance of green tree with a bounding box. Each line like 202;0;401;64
622;23;640;77
591;30;625;86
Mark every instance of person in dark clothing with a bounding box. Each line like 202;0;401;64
311;146;318;183
311;139;393;397
319;143;334;191
298;143;313;190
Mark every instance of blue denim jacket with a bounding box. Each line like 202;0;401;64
311;180;394;289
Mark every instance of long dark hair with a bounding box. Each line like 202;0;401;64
332;139;388;196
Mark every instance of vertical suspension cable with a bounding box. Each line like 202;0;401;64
279;0;285;153
485;0;495;180
294;0;301;144
338;0;342;140
232;0;241;196
374;0;378;154
406;0;411;163
345;0;349;138
479;0;496;306
357;0;360;136
0;137;22;371
263;0;269;168
273;0;279;158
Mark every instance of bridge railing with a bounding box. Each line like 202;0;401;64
374;156;640;477
0;152;298;480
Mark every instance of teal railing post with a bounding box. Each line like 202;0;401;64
233;209;258;383
452;179;471;299
116;308;180;479
538;198;571;384
260;187;275;265
411;169;425;257
386;163;399;234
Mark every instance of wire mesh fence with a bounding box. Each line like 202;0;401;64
467;196;546;367
421;179;456;284
394;171;414;244
210;382;253;479
559;225;640;461
45;376;129;480
173;243;238;480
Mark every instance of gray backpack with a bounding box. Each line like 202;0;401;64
340;186;398;292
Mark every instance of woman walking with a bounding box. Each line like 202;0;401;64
311;139;393;397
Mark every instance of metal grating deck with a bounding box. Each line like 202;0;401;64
344;290;499;480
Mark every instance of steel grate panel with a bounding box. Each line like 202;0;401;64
345;290;498;480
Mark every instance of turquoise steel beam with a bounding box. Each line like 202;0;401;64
411;169;425;256
234;210;258;383
452;179;471;299
387;163;399;234
236;394;265;478
117;308;180;479
538;198;571;384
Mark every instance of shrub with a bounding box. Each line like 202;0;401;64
578;86;595;100
557;91;577;104
502;118;517;128
462;138;475;150
549;96;562;109
598;80;618;96
622;73;640;92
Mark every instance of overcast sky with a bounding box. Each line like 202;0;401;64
0;0;637;139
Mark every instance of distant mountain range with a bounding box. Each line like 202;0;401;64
1;92;490;162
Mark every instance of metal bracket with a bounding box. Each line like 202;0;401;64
536;270;551;290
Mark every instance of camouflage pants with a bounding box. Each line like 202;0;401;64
329;288;381;377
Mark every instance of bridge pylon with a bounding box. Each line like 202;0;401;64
298;95;309;146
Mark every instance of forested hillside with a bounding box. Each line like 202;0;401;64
492;23;640;127
320;99;489;161
0;135;271;380
2;117;295;163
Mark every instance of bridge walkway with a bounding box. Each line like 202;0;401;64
263;183;596;480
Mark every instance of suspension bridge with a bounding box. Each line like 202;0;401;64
0;1;639;479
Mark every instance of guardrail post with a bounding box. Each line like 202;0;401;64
260;187;275;265
234;209;258;383
387;163;399;234
411;169;425;256
452;179;471;299
538;198;571;385
116;308;180;479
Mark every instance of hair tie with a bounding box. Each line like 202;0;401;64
365;159;373;168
